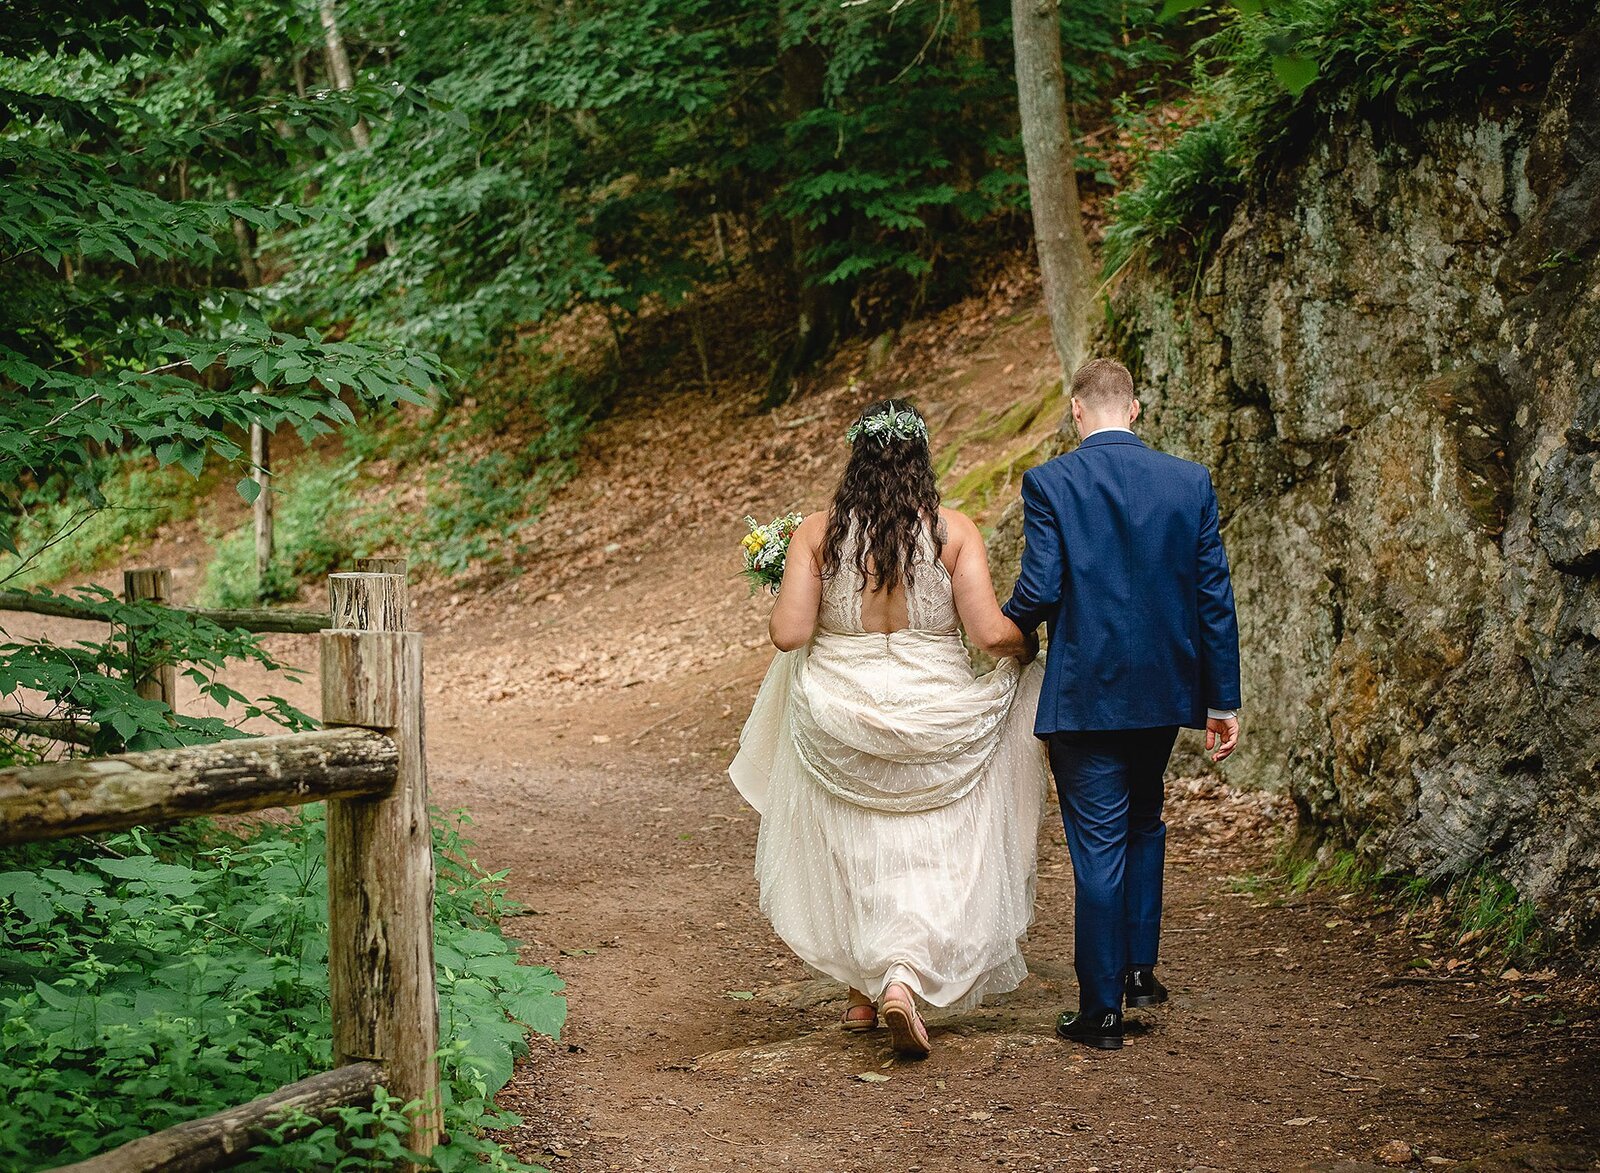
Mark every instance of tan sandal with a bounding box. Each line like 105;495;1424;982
880;982;931;1058
841;1001;878;1032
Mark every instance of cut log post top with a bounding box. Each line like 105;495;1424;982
328;572;410;633
0;728;398;847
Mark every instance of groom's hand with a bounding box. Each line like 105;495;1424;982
1206;715;1240;763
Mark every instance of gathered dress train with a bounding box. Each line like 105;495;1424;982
729;529;1048;1010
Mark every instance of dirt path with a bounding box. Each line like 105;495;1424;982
10;281;1600;1171
426;590;1600;1173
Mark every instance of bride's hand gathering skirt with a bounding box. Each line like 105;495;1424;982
730;630;1048;1010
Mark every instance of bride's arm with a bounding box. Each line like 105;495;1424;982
943;509;1030;660
769;513;825;651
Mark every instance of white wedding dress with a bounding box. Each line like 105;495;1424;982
729;526;1049;1010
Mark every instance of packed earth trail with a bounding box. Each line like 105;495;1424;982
444;612;1600;1173
416;348;1600;1171
16;292;1600;1172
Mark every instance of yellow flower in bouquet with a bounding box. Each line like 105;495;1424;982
740;512;803;594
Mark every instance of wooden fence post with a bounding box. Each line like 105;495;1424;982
354;556;407;576
319;571;440;1159
251;422;273;597
123;567;176;707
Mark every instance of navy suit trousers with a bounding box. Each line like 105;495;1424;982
1047;726;1179;1014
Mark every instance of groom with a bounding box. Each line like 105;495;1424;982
1003;357;1241;1052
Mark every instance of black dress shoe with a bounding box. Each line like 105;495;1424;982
1056;1007;1123;1050
1125;967;1168;1009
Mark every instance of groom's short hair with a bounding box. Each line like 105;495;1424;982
1071;358;1135;409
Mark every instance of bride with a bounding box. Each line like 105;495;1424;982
730;399;1049;1057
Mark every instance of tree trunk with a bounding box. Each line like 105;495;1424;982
319;0;371;150
1011;0;1094;386
226;181;261;287
766;17;839;408
954;0;985;68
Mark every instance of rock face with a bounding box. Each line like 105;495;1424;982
1019;27;1600;944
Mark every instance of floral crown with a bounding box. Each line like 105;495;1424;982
846;404;929;447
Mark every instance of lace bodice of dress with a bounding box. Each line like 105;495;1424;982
818;521;958;635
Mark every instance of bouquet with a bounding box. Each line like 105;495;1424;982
740;512;803;595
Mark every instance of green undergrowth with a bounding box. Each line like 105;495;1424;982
1280;847;1547;966
932;381;1061;480
201;353;605;604
403;362;604;577
0;806;563;1171
0;806;561;1172
935;381;1061;519
200;454;369;607
1105;0;1593;279
0;460;216;591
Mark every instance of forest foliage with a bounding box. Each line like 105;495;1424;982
1106;0;1594;276
1;0;1179;761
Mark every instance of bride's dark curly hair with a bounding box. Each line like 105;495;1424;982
820;398;943;594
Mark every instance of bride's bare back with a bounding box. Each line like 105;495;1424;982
769;506;1028;658
856;580;911;635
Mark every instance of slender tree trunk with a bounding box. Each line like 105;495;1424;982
319;0;371;149
226;180;261;287
766;19;838;408
1011;0;1094;385
954;0;985;68
941;0;988;238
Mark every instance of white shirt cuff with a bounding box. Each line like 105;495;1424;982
1207;708;1238;720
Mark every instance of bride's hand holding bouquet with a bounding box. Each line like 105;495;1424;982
740;512;804;595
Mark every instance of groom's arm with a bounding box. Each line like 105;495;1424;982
1196;474;1242;713
1001;467;1063;633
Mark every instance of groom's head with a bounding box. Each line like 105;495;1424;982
1069;358;1140;438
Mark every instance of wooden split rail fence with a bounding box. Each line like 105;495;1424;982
0;563;441;1171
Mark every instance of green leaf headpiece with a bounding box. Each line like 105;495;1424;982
846;405;928;447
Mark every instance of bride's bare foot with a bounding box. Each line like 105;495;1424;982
879;982;931;1058
842;988;878;1032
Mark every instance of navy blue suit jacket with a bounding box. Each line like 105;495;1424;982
1002;429;1241;735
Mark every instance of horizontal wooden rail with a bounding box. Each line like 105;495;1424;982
50;1061;384;1173
0;727;397;847
0;589;325;634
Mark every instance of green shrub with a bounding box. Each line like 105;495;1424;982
1106;0;1592;277
0;460;212;590
200;456;368;608
1277;846;1546;965
1103;114;1244;277
1447;866;1543;961
200;361;603;595
0;806;562;1171
410;366;602;576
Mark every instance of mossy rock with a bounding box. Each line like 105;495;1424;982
932;381;1063;478
942;433;1054;514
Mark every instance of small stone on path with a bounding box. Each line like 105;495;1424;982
1375;1140;1416;1166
